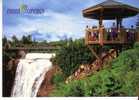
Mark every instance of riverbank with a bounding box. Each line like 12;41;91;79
37;66;60;96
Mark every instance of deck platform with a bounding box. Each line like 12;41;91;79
87;40;130;45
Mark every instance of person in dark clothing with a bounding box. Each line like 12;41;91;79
111;22;118;40
128;25;135;42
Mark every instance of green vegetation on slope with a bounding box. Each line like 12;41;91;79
49;43;139;96
51;72;65;86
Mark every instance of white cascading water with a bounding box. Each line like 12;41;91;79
11;53;55;97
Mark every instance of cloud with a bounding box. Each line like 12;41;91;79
31;31;49;41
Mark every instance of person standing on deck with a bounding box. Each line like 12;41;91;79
111;22;117;40
128;25;135;43
91;26;98;41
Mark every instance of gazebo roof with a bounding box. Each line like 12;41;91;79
83;0;139;20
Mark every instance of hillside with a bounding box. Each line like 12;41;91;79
48;42;139;96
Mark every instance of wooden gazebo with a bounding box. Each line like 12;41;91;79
83;0;139;45
65;0;139;82
82;0;139;64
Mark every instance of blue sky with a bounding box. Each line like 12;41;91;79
3;0;139;42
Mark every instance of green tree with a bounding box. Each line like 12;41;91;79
2;36;8;47
52;39;95;77
21;35;32;44
11;35;19;46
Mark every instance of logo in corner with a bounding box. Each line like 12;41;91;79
20;4;27;13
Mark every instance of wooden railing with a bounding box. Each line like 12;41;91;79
85;28;137;45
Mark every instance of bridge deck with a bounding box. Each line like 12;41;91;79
3;46;60;51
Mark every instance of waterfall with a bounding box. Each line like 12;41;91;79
11;53;55;97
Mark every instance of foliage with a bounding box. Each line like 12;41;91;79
51;72;65;86
49;40;68;46
49;80;85;97
134;42;139;49
12;35;19;44
2;35;34;47
21;35;32;44
49;43;139;96
2;36;8;47
52;39;95;77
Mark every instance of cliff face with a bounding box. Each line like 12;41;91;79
37;66;59;97
3;58;19;97
3;50;25;97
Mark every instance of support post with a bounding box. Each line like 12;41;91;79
99;9;104;46
87;45;102;66
85;30;89;45
116;18;119;30
116;17;122;30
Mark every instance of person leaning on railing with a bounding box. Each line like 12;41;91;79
85;25;99;42
111;22;118;41
127;25;135;43
130;25;135;42
91;26;98;41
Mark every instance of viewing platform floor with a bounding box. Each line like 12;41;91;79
87;40;131;45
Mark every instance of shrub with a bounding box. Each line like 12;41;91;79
49;69;124;96
49;80;86;97
64;80;85;97
51;72;65;86
134;42;139;49
111;48;139;71
110;47;139;96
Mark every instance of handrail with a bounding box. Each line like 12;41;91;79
85;27;136;44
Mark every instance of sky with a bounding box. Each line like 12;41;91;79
3;0;139;42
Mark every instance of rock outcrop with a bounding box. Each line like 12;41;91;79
37;66;60;96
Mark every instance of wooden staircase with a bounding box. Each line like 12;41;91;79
65;49;117;84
